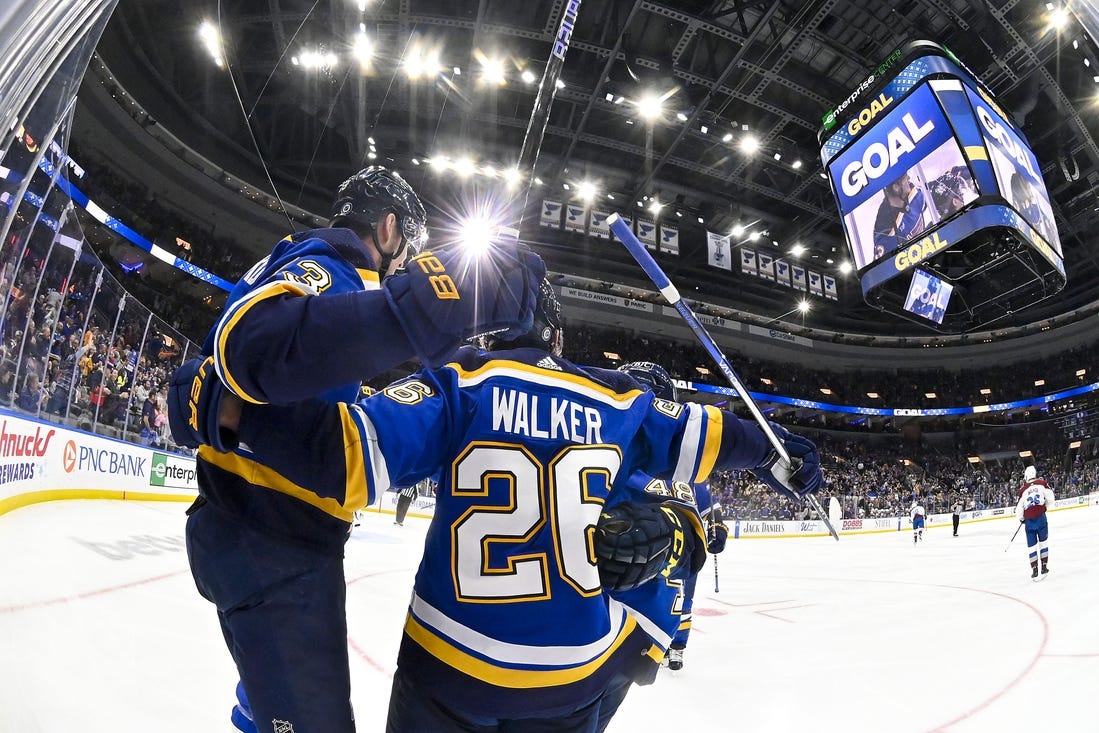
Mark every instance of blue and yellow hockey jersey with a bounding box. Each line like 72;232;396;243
232;344;777;713
194;228;420;547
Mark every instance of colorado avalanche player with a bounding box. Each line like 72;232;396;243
1015;465;1055;581
911;500;926;544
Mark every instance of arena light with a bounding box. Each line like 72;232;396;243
455;156;476;178
866;392;879;399
967;456;982;464
748;231;761;241
722;132;733;142
731;223;745;237
636;92;664;122
576;180;598;203
797;300;811;313
1019;450;1034;457
503;167;522;188
790;244;806;257
1077;368;1087;377
457;215;498;255
648;199;663;215
198;21;225;67
740;134;760;154
980;387;992;394
1048;6;1070;30
521;69;537;84
925;392;937;398
792;159;803;169
819;387;832;395
760;378;773;385
839;261;853;274
604;351;620;361
1069;440;1083;449
429;156;450;172
476;51;507;86
404;46;441;79
1034;379;1046;386
353;30;373;67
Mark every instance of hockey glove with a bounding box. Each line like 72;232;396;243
594;502;689;591
707;522;729;554
383;242;545;368
750;423;822;501
167;357;238;453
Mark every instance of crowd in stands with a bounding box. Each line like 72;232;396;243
709;431;1099;522
0;224;187;450
564;323;1093;419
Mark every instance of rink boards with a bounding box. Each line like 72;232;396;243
4;410;1093;538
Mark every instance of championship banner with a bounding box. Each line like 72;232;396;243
740;249;757;276
635;217;658;250
590;209;612;239
774;259;792;288
540;200;562;228
564;204;587;233
823;274;839;300
659;223;679;255
757;253;776;281
808;270;824;297
707;231;731;270
791;264;807;291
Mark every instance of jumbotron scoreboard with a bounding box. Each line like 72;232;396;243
819;41;1065;332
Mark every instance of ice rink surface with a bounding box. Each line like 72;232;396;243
1;499;1096;733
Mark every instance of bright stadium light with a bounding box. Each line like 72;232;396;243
740;134;760;154
455;156;476;178
798;300;811;314
636;92;664;122
478;52;507;86
521;69;537;84
353;30;373;67
404;46;441;79
839;261;853;274
577;180;598;203
199;21;225;67
1048;6;1070;29
458;215;498;255
503;167;522;188
731;223;745;237
648;199;663;215
790;244;806;257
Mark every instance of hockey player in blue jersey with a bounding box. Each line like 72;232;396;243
166;166;545;733
616;361;729;673
175;278;823;732
1015;465;1055;581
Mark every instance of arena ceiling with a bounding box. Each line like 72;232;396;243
92;0;1099;338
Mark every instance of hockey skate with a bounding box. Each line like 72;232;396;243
1038;559;1049;581
666;647;684;671
1030;564;1040;581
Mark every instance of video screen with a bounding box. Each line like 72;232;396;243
828;83;978;271
963;86;1061;257
902;269;953;324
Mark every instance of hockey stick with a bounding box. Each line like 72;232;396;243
1004;521;1023;552
712;551;720;593
607;213;840;542
514;0;582;230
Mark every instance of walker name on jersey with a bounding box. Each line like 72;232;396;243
491;387;604;443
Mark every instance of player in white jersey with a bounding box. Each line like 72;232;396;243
910;501;926;543
1015;465;1055;580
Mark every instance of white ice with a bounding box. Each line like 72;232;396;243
1;500;1096;732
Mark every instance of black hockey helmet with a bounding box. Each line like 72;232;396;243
331;166;428;269
485;279;563;354
618;361;677;401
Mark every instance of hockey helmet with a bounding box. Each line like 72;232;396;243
618;361;677;401
1024;465;1037;481
484;279;563;354
331;166;428;256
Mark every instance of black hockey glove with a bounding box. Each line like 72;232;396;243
594;502;689;591
167;357;238;453
383;241;545;368
707;521;729;554
750;422;822;501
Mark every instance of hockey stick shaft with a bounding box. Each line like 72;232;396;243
712;551;720;593
607;213;839;542
515;0;582;229
1004;521;1023;552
